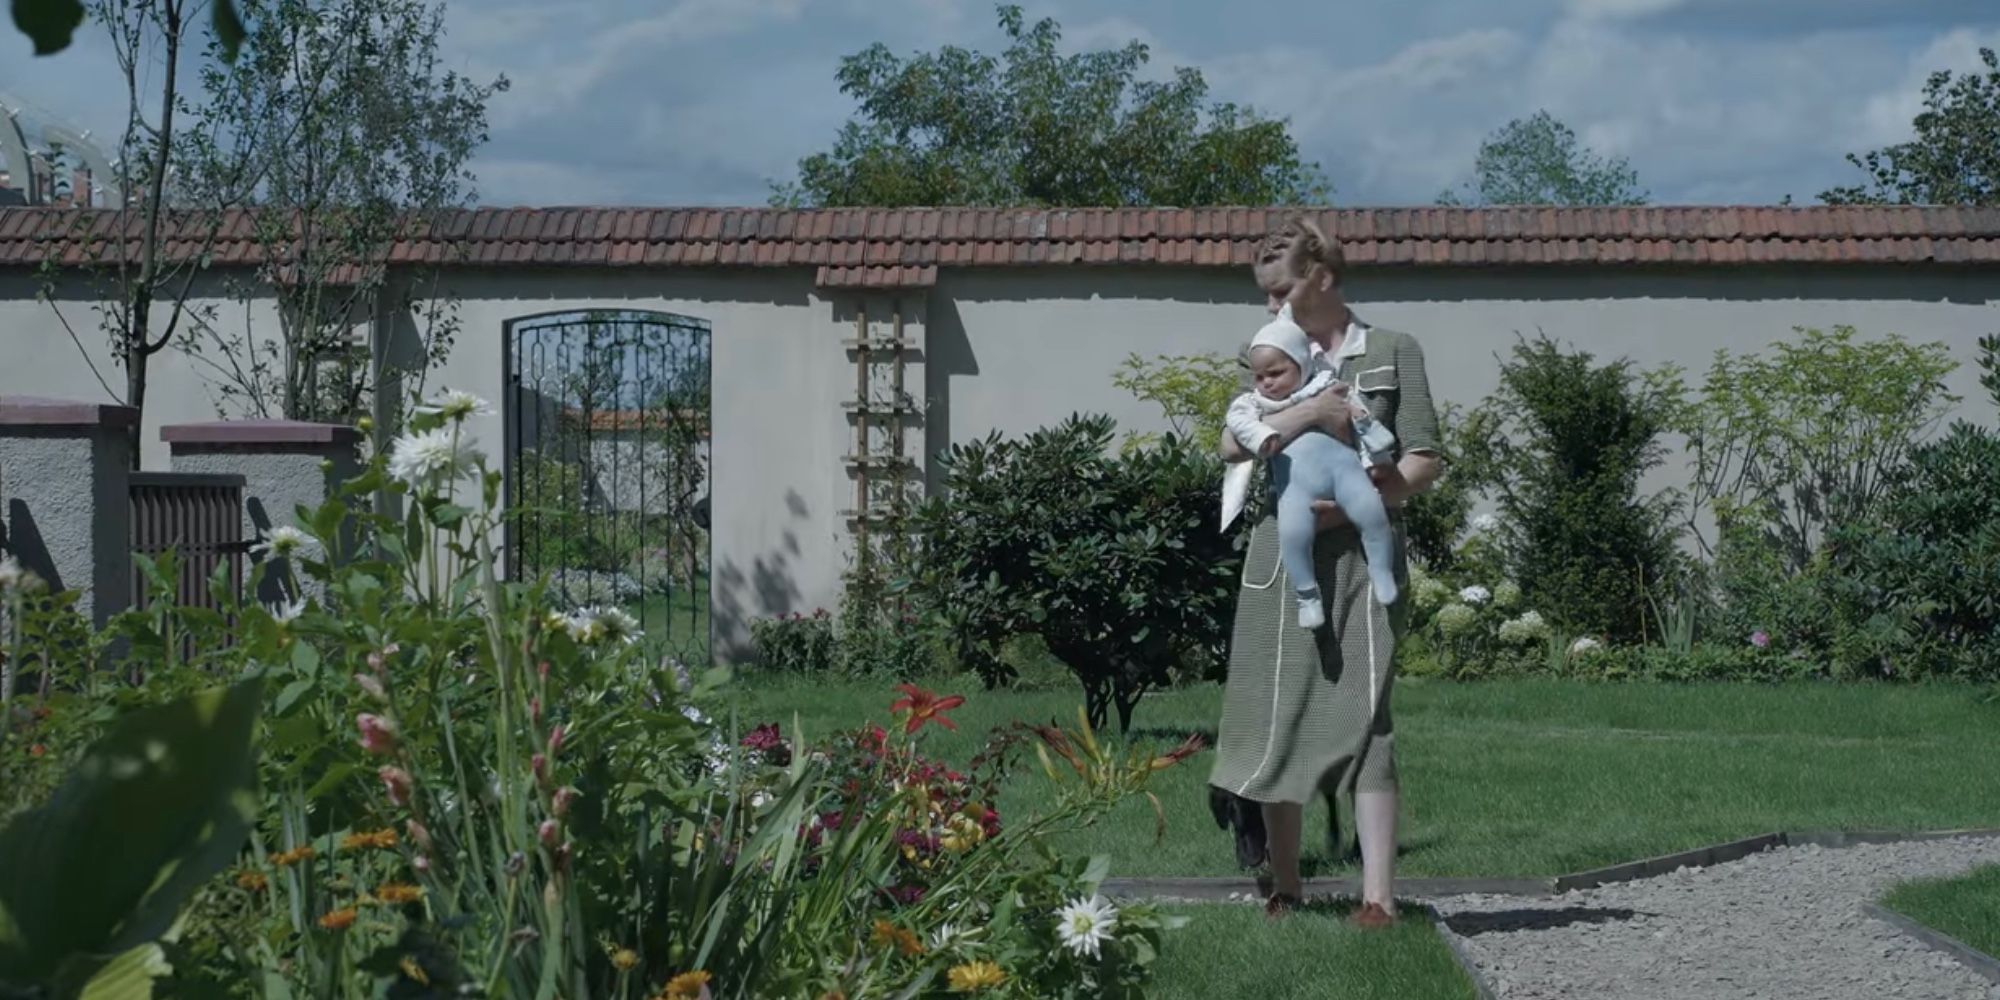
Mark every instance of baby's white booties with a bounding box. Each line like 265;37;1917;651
1297;590;1325;630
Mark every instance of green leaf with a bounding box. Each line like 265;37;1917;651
11;0;86;56
210;0;245;64
0;680;263;985
74;942;171;1000
273;678;315;716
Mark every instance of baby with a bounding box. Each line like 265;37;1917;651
1224;310;1400;629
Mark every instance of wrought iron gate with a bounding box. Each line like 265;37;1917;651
506;310;713;663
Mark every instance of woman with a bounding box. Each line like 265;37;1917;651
1208;216;1444;925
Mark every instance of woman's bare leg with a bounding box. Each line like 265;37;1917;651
1356;789;1397;913
1263;800;1304;898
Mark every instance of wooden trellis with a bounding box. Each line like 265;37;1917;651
840;298;923;595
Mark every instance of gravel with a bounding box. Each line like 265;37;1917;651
1431;837;2000;1000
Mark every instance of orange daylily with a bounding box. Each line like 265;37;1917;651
889;684;965;735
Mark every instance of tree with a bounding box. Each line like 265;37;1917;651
176;0;505;423
904;415;1241;732
775;4;1329;208
12;0;241;58
1438;110;1648;207
1821;47;2000;206
34;0;239;466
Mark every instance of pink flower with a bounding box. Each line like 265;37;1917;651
355;673;388;704
538;819;559;848
547;725;566;758
532;753;549;787
356;714;398;755
552;786;580;819
406;819;433;851
1750;630;1771;649
530;697;542;722
379;765;413;806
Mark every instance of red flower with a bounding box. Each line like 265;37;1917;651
28;743;47;758
889;684;964;735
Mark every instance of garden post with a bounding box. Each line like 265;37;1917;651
162;420;364;605
0;396;137;628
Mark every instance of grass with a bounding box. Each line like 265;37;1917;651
1154;905;1476;1000
627;573;710;662
726;675;2000;879
1884;864;2000;960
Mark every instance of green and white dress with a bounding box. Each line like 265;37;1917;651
1208;321;1443;805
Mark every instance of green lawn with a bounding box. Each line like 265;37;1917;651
1155;905;1476;1000
628;573;710;662
1884;864;2000;960
727;676;2000;879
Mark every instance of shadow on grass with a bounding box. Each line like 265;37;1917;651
1442;907;1644;936
1127;725;1220;745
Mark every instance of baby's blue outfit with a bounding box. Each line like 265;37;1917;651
1270;425;1400;625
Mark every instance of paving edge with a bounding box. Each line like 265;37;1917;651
1101;827;2000;902
1423;903;1503;1000
1861;901;2000;986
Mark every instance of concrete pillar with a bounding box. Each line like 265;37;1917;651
161;420;363;605
0;396;137;627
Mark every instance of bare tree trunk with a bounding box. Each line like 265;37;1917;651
124;0;185;469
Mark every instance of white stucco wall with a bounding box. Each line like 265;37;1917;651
4;259;1998;660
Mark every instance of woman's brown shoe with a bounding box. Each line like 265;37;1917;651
1348;902;1397;929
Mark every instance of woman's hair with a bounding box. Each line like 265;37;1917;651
1255;214;1344;283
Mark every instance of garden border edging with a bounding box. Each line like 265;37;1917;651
1861;902;2000;986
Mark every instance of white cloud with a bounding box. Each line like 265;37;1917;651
1857;26;2000;149
1563;0;1687;21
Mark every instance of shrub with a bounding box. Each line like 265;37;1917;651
1459;335;1686;644
1111;351;1239;453
905;414;1241;731
1682;325;1959;569
749;608;840;673
1829;334;2000;677
1401;402;1488;572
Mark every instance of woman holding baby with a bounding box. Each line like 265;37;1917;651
1208;216;1445;925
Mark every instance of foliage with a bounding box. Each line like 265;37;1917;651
1111;351;1240;454
749;609;840;674
1457;335;1686;644
1827;334;2000;677
776;4;1328;208
1680;325;1960;570
1400;402;1489;573
1821;47;2000;205
176;0;504;423
904;414;1241;731
0;680;261;999
1437;110;1648;207
13;0;242;59
0;390;1195;999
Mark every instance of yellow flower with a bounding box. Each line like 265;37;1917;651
947;961;1006;992
869;919;924;957
611;948;640;972
374;882;424;905
271;845;317;867
235;871;269;893
341;828;399;852
939;814;986;854
318;907;359;931
399;957;430;985
656;970;711;999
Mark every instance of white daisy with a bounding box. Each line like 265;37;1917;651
252;525;319;561
564;606;643;646
386;426;479;491
1570;636;1604;655
1459;585;1492;605
266;596;308;624
1054;895;1119;959
930;922;968;951
0;555;29;592
415;389;493;423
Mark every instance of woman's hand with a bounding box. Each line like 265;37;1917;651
1300;386;1355;444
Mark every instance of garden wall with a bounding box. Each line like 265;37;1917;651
3;249;1996;660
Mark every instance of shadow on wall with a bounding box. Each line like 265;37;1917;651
2;500;62;592
922;293;977;495
711;487;811;659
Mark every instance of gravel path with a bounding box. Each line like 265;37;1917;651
1431;837;2000;1000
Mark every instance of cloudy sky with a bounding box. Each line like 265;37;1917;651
5;0;1999;207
